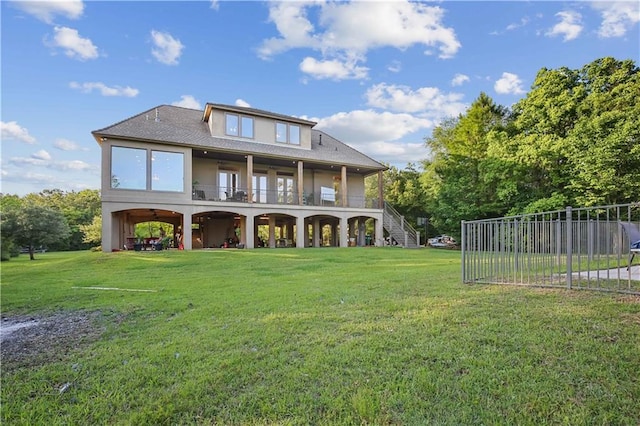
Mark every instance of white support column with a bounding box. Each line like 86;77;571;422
183;213;193;250
246;155;253;204
313;218;321;247
341;165;348;207
358;218;366;246
303;219;310;247
340;217;348;248
269;215;276;248
102;209;112;252
244;214;254;248
297;161;304;205
375;218;384;247
296;215;305;248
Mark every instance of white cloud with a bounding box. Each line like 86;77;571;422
53;160;94;171
69;81;139;97
32;150;51;161
1;121;37;144
54;138;86;151
210;0;220;10
1;170;57;186
546;11;583;41
387;60;402;73
299;56;369;80
12;0;84;23
506;17;530;32
258;1;460;81
9;156;47;167
172;95;201;109
235;99;251;108
9;155;94;172
365;83;467;117
451;73;470;87
316;110;431;142
494;72;525;95
313;109;432;164
47;26;98;61
591;2;640;38
151;30;184;65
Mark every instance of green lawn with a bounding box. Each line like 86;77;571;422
2;248;639;425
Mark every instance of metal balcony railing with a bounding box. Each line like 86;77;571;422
191;185;380;209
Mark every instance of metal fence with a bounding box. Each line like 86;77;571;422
461;203;640;295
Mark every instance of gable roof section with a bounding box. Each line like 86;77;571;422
203;103;317;127
93;105;386;172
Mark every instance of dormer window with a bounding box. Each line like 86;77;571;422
276;122;300;145
225;113;254;139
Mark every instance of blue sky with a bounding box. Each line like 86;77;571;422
1;0;638;196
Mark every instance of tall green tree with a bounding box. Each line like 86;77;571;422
423;93;509;235
23;189;101;250
503;57;639;210
567;57;640;205
1;203;71;260
79;215;102;246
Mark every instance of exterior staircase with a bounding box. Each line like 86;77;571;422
382;202;421;248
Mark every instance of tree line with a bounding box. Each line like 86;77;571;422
371;57;640;239
1;189;102;260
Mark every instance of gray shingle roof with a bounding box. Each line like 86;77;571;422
92;105;386;172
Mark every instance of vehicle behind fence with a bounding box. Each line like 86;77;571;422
461;203;640;295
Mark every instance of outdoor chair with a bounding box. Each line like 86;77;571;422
619;221;640;270
233;191;247;202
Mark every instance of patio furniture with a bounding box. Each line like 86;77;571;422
225;190;247;202
619;222;640;270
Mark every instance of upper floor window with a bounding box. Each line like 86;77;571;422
152;150;184;192
110;146;183;192
226;113;254;139
276;122;300;145
111;146;146;190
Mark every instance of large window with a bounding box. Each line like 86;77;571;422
276;122;300;145
151;150;184;192
110;146;183;192
226;113;254;139
111;146;146;190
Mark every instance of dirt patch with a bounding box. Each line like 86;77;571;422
1;311;105;371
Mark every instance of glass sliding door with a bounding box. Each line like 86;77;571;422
252;174;267;203
219;170;239;200
277;176;295;204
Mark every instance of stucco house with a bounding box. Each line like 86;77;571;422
92;103;417;251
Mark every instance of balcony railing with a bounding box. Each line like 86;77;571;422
192;185;380;209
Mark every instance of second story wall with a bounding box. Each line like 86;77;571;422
207;108;313;150
100;138;193;203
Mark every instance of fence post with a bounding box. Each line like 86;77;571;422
566;206;573;289
461;220;466;283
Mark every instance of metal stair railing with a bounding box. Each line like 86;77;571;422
383;202;420;248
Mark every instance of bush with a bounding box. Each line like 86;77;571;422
1;239;19;261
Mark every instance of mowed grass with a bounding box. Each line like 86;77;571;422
1;248;639;425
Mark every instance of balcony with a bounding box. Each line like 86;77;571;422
191;185;380;209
